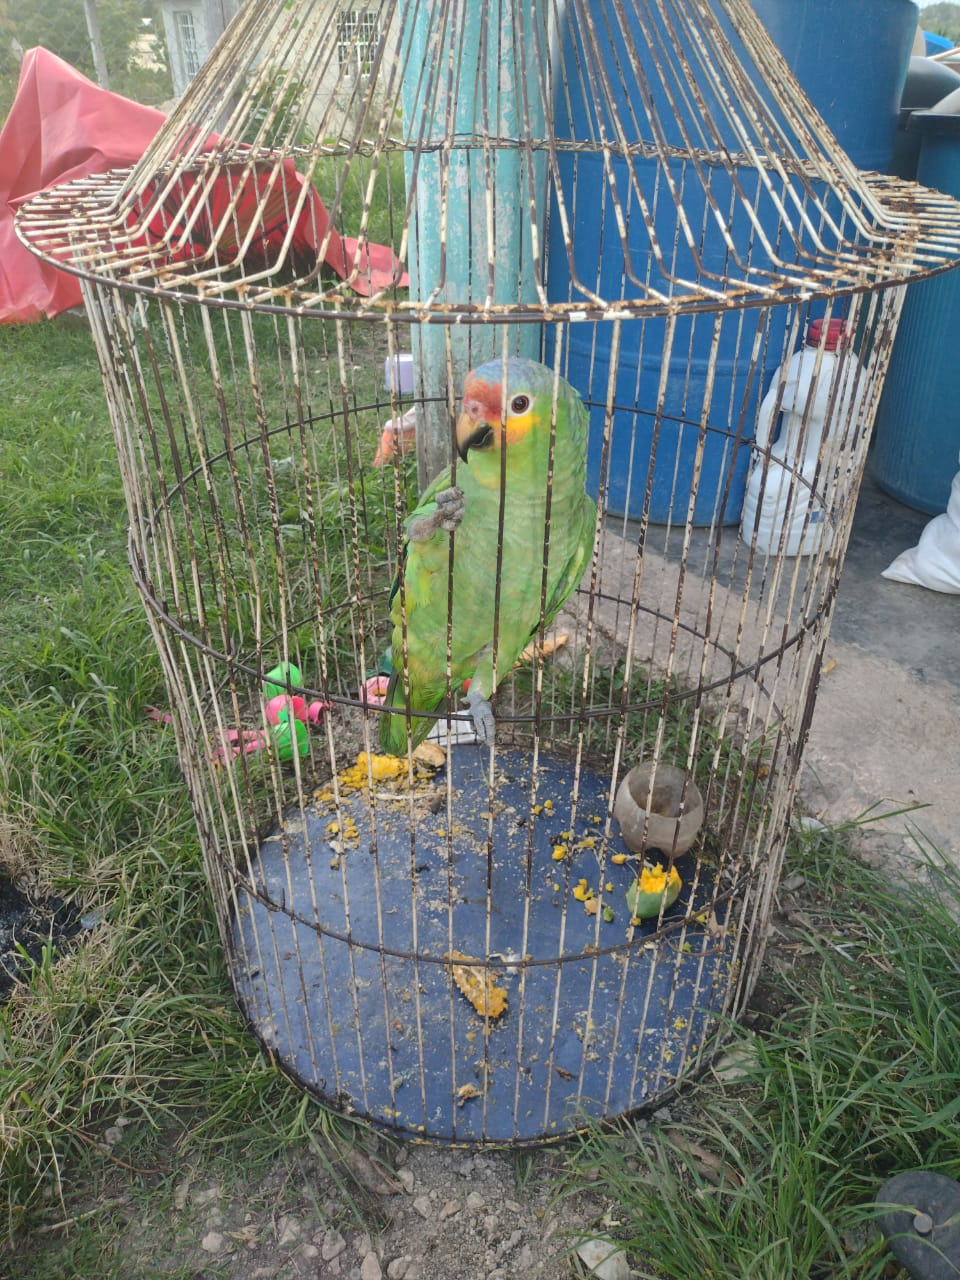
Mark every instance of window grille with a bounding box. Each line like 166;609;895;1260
175;10;201;79
337;9;379;78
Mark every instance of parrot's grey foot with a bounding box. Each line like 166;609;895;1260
465;686;495;744
408;486;465;541
434;486;465;533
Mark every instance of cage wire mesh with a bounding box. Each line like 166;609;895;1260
18;0;960;1144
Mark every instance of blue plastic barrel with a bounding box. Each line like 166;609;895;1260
546;0;917;524
871;108;960;513
924;30;954;57
750;0;918;173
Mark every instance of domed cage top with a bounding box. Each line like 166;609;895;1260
17;0;960;1145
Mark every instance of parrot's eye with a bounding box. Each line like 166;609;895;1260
510;394;530;414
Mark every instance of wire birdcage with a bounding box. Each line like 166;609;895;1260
18;0;960;1145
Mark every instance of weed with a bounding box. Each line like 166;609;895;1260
558;833;960;1279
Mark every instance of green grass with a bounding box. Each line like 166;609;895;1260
0;317;373;1244
558;829;960;1279
312;148;409;256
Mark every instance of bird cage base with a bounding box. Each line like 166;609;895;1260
230;746;734;1145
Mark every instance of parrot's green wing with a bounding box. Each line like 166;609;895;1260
379;467;457;755
541;508;595;629
385;464;453;612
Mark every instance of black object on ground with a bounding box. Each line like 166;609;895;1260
0;876;84;1001
877;1170;960;1279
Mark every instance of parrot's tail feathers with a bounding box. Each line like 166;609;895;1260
377;672;410;756
377;675;448;755
378;719;409;757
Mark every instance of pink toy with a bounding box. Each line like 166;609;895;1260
362;675;391;706
212;726;271;762
373;408;417;466
211;675;331;763
264;693;308;726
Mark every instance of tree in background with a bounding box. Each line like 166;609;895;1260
0;0;172;114
921;2;960;44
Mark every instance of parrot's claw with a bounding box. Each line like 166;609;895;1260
407;486;465;541
464;687;495;744
435;486;465;532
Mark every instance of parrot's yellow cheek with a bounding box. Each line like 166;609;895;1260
504;411;534;447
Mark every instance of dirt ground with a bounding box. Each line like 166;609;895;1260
13;1127;631;1279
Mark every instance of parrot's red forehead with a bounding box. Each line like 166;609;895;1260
462;374;503;417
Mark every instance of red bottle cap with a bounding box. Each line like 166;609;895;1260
806;318;845;350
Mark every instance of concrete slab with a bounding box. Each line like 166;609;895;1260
801;467;960;869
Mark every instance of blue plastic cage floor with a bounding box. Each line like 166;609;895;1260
230;746;734;1145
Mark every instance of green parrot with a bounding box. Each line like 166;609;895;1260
379;357;596;755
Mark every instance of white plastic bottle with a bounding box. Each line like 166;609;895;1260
741;318;863;557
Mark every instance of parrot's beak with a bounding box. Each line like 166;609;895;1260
456;408;494;463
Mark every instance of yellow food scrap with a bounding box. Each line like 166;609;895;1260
338;751;405;790
551;845;568;861
639;862;680;895
627;861;683;921
543;799;554;813
611;852;629;865
362;752;405;780
446;951;508;1020
572;878;594;903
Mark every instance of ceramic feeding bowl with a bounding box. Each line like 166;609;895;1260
613;763;704;855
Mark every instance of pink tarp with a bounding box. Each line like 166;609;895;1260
0;48;404;323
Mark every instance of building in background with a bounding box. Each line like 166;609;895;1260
158;0;241;97
158;1;384;103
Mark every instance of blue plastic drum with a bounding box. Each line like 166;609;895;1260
872;108;960;513
750;0;918;173
545;0;917;524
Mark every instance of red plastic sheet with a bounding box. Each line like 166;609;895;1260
1;48;404;324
